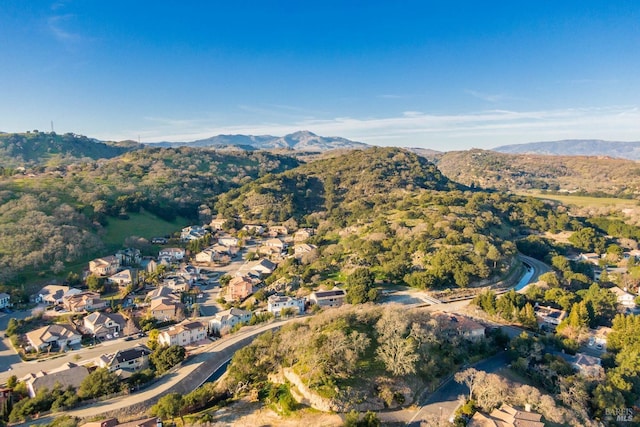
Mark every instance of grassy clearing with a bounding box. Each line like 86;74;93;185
515;190;638;209
102;210;190;247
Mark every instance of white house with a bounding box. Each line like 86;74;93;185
158;321;207;347
159;248;186;262
181;225;207;241
241;224;265;235
218;236;239;247
210;218;227;230
609;286;637;308
267;294;305;316
107;268;136;287
209;308;252;334
33;285;81;305
0;293;10;309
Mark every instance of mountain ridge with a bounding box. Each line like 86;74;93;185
493;139;640;160
149;130;369;151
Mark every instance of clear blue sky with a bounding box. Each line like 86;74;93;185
1;1;639;150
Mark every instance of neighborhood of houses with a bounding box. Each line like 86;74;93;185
1;219;640;426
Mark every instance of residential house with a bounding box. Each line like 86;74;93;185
33;285;81;305
264;238;286;251
434;313;486;341
238;258;277;278
149;297;184;321
560;352;603;377
293;228;315;242
579;252;602;266
195;247;217;263
241;224;265;235
146;285;174;300
25;363;90;398
609;286;637;308
142;258;158;274
468;404;544;427
116;248;141;266
63;291;107;312
162;276;190;293
267;294;305;316
227;276;254;301
158;321;207;346
209;308;252;334
158;247;186;262
107;268;137;288
80;417;160;427
0;292;10;309
535;305;567;327
89;256;121;277
83;312;125;338
97;345;152;372
180;225;207;241
268;225;289;236
294;243;317;259
218;235;239;247
26;324;82;352
210;217;227;230
309;288;346;308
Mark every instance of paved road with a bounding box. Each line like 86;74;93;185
15;320;292;426
0;312;151;385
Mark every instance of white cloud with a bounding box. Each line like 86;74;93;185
107;105;640;150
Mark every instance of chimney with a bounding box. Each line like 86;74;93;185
525;403;532;412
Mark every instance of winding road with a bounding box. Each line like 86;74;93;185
5;254;550;425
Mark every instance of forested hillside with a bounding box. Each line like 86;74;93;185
432;149;640;197
216;147;572;292
0;147;300;282
0;131;141;169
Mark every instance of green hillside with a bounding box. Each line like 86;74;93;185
0;131;141;168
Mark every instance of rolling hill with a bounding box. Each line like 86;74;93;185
0;131;142;167
433;149;640;197
493;139;640;160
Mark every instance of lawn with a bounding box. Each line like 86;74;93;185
102;209;191;248
516;190;638;209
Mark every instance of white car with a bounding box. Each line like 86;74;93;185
106;334;113;340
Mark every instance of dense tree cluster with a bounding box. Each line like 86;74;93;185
225;305;498;409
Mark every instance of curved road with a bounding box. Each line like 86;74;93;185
14;319;296;426
11;254;551;425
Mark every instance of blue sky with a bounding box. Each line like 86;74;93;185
1;1;639;150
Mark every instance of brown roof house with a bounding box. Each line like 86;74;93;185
433;313;486;341
227;276;255;301
63;291;108;312
149;296;184;321
80;417;160;427
158;320;207;347
468;403;544;427
26;324;82;352
89;255;121;277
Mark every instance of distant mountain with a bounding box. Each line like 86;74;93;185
150;130;369;151
493;139;640;160
0;131;142;167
